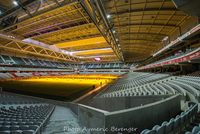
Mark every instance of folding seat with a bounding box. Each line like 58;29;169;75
19;125;30;130
0;121;4;125
192;126;200;134
11;122;19;126
4;121;11;125
10;125;20;131
0;125;10;131
0;131;10;134
153;124;165;134
28;125;38;131
10;130;23;134
21;130;34;134
165;119;174;133
174;115;181;131
140;129;156;134
141;129;149;134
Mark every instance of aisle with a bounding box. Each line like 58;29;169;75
43;106;84;134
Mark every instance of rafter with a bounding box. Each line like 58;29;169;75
115;23;178;28
119;32;168;37
0;35;77;62
110;8;178;16
122;38;162;43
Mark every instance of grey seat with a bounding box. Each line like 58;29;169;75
165;118;174;133
153;124;165;134
22;130;34;134
174;116;181;130
28;125;38;131
0;126;10;131
11;130;23;134
19;125;30;130
192;126;200;134
0;131;10;134
140;129;156;134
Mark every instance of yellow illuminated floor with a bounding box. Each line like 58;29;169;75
0;74;118;101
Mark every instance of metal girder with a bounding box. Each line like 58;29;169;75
110;8;178;16
79;0;124;62
122;38;162;42
0;35;78;62
122;44;159;48
0;0;37;22
0;0;77;31
115;23;178;28
119;32;168;37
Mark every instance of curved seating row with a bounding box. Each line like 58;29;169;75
186;124;200;134
103;72;169;94
100;75;200;98
141;102;198;134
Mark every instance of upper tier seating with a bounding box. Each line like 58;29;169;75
0;54;70;69
149;47;198;66
0;92;55;134
141;102;198;134
79;62;133;69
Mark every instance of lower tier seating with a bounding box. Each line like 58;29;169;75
0;92;55;134
141;102;198;134
100;75;200;98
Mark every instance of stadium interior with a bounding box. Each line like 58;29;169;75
0;0;200;134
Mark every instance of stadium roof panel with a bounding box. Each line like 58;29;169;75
0;0;198;63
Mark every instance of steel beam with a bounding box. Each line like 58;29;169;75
79;0;124;61
115;23;178;28
110;8;178;16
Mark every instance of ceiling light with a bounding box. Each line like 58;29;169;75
94;57;101;61
113;30;116;33
162;36;169;41
118;44;120;46
106;14;111;19
13;1;18;6
116;38;119;41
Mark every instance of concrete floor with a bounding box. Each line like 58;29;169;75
43;106;85;134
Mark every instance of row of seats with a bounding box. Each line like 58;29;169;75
186;124;200;134
0;104;54;134
101;72;169;94
152;48;197;65
141;102;198;134
100;75;200;98
0;54;71;69
0;67;70;72
0;72;74;79
77;62;134;69
0;92;55;134
0;93;41;105
0;54;134;70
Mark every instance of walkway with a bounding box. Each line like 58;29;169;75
43;106;84;134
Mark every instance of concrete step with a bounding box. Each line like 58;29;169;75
43;106;85;134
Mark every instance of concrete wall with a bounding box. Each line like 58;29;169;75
105;95;181;133
88;95;171;112
78;104;108;134
78;95;181;134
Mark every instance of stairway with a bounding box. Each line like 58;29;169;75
43;106;84;134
